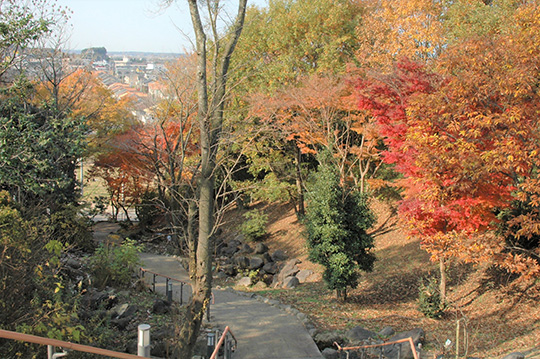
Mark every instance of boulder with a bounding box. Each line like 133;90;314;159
215;271;228;280
220;245;238;257
322;348;339;359
314;331;343;350
152;326;175;340
262;261;278;275
252;281;268;290
296;269;314;283
384;328;424;359
345;326;377;344
111;303;138;320
237;276;252;287
277;259;300;282
262;252;273;263
379;326;395;338
81;290;109;310
501;353;525;359
234;255;250;269
65;257;82;269
228;239;241;248
271;249;288;262
282;276;300;289
239;243;254;254
152;299;171;314
110;317;131;330
254;242;269;254
221;264;237;277
249;257;264;270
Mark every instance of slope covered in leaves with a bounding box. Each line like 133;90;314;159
238;201;540;358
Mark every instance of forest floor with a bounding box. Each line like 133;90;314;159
220;200;540;358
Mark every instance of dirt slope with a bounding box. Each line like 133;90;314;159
225;200;540;358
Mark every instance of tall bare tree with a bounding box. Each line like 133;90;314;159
161;1;248;357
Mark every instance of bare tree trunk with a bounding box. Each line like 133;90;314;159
439;258;447;309
175;1;248;358
336;288;347;302
294;146;305;217
187;198;198;279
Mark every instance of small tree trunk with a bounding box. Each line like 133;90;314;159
439;258;447;310
295;146;305;217
337;288;347;302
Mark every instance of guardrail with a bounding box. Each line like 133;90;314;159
209;326;237;359
139;267;190;304
0;329;143;358
334;337;420;359
138;267;223;356
139;267;216;320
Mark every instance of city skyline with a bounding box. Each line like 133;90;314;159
55;0;268;54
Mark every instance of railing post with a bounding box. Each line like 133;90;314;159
206;330;216;359
225;336;232;359
166;279;173;302
180;283;184;304
48;345;54;359
137;324;151;357
152;274;156;292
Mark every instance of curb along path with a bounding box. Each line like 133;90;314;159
139;253;323;359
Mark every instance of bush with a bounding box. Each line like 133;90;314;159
48;205;95;252
90;238;141;288
418;276;447;318
239;209;268;242
305;151;376;301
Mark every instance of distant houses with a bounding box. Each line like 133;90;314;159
83;48;179;124
8;46;180;124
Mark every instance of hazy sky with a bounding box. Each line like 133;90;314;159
55;0;268;53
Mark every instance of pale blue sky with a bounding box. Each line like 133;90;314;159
55;0;268;53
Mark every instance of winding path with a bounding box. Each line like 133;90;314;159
139;252;323;359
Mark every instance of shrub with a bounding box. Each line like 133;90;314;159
305;151;376;301
418;276;447;318
48;205;95;252
90;238;141;288
239;209;268;242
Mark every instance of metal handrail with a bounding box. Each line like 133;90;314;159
0;329;143;358
139;267;191;304
139;267;189;285
209;326;237;359
139;267;216;322
334;337;419;359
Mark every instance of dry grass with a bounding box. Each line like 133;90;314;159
230;200;540;358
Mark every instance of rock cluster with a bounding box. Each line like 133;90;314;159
214;237;315;289
317;326;424;359
76;286;175;357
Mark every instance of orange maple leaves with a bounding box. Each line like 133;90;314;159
356;2;540;278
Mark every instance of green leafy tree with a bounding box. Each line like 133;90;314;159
0;91;87;213
305;152;376;301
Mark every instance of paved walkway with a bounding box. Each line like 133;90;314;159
139;253;323;359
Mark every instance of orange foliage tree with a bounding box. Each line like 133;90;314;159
250;75;382;200
355;0;446;72
356;3;540;299
35;68;135;153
